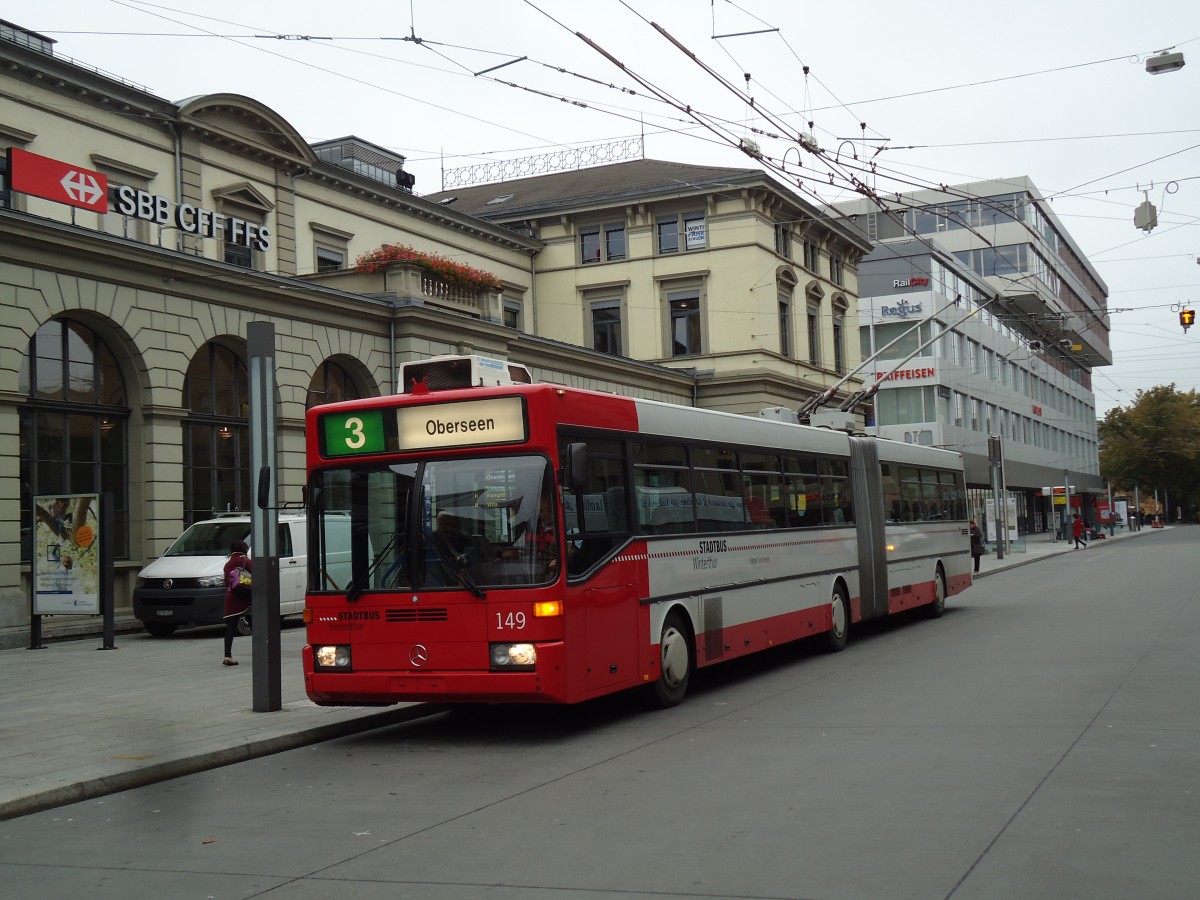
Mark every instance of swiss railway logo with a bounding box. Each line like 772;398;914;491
61;170;105;207
8;147;109;213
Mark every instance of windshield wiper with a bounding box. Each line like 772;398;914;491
346;532;399;603
428;531;487;599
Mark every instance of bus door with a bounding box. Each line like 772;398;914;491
850;437;889;619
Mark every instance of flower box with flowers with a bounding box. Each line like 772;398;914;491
355;244;502;295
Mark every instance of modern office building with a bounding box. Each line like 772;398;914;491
838;181;1110;536
0;20;867;628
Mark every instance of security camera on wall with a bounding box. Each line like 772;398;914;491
1028;340;1044;352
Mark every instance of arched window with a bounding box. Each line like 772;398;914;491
19;319;129;561
306;359;364;409
183;344;250;523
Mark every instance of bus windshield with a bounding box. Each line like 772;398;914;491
312;454;559;594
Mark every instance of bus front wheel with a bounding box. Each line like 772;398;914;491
926;567;947;619
651;611;693;708
824;584;849;653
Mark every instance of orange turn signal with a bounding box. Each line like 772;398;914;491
533;600;563;618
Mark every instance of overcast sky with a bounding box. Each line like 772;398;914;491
22;0;1200;417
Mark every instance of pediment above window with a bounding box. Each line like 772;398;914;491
210;181;274;214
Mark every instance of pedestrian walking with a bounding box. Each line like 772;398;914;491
222;539;253;666
969;519;985;573
1072;514;1087;550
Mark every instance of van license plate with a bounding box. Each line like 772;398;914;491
156;610;173;616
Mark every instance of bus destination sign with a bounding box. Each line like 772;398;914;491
397;396;526;450
320;397;527;458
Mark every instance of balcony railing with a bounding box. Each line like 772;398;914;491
389;262;502;322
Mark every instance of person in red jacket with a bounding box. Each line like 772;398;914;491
1072;514;1087;550
221;539;253;666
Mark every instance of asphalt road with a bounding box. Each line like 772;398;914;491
1;528;1197;899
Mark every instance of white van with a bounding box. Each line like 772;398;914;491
133;513;307;636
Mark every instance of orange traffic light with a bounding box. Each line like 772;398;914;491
1181;309;1196;332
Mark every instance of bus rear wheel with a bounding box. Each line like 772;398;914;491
823;584;849;653
651;611;693;708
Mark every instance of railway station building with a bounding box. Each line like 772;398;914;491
0;21;869;627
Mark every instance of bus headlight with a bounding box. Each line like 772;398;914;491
314;645;352;670
490;642;536;670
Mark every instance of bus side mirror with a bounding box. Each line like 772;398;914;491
566;443;588;494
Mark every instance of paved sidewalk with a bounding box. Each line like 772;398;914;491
972;520;1152;578
0;523;1159;820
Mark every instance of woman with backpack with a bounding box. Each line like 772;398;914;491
221;539;253;666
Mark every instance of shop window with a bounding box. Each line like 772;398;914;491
306;359;364;409
19;318;129;561
183;344;250;523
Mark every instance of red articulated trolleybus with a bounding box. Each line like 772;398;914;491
302;356;972;708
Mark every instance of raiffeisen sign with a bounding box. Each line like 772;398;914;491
876;367;936;381
112;186;271;251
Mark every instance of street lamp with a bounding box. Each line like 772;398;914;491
1146;51;1185;74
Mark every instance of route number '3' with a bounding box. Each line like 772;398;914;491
496;611;527;630
342;417;366;449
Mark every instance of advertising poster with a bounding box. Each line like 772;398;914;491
32;493;100;615
987;495;1019;543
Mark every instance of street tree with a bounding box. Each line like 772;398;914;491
1098;383;1200;518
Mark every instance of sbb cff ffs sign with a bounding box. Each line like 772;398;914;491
7;148;108;212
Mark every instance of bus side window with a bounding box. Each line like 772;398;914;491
560;435;632;576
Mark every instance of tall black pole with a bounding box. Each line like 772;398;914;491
248;322;281;712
